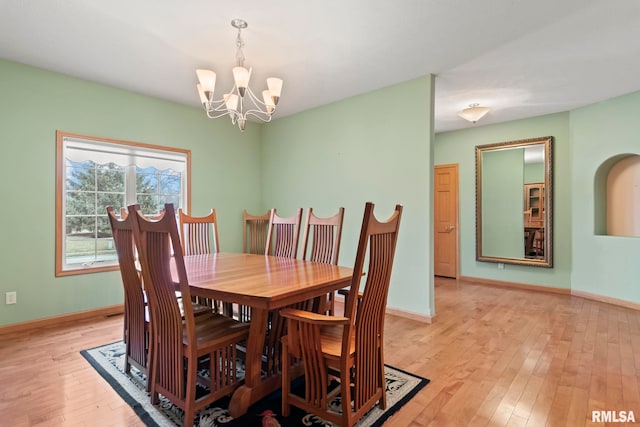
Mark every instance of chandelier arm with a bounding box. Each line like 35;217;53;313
204;109;232;120
239;87;276;120
207;99;231;112
244;86;273;111
243;110;274;123
205;84;242;113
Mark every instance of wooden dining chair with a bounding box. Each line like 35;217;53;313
107;206;151;389
178;208;220;255
243;209;271;255
260;208;304;375
177;208;229;314
301;207;345;314
265;208;303;258
280;202;403;427
129;203;250;427
225;209;271;322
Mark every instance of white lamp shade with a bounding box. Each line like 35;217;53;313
233;66;250;89
262;90;275;113
458;105;490;123
224;93;239;111
267;78;283;98
196;69;216;93
196;84;208;104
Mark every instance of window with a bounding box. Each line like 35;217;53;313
55;131;191;276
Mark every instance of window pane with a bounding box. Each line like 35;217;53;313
96;237;118;262
97;193;125;216
66;235;97;265
159;194;180;208
96;215;112;238
67;191;95;215
137;171;158;193
66;216;96;237
135;194;158;215
66;163;95;192
66;216;97;265
159;171;181;194
136;166;182;213
96;163;125;192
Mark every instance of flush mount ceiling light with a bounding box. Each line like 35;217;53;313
457;103;490;123
196;19;283;132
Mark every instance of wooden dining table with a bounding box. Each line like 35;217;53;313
181;252;353;417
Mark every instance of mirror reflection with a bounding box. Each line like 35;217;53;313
476;136;553;267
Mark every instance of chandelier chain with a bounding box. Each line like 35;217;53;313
235;28;245;67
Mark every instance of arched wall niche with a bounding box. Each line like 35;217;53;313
594;153;640;236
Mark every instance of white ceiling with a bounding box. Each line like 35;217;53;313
1;0;639;133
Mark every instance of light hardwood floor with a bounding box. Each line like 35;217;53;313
1;277;638;426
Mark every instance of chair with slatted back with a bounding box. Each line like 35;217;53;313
260;208;304;375
177;208;228;314
281;202;403;427
242;209;271;255
301;207;345;314
223;209;271;322
265;208;303;258
107;206;151;390
178;208;220;255
129;203;250;427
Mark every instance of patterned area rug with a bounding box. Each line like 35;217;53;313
81;341;429;427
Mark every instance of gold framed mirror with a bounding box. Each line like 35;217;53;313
476;136;553;267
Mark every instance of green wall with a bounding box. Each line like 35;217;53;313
260;76;436;317
435;113;572;287
0;59;262;326
570;91;640;303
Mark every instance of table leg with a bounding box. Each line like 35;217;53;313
227;301;316;417
228;308;269;417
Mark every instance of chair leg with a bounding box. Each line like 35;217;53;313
328;292;335;315
281;339;291;417
144;324;155;392
183;357;197;427
377;344;387;410
340;371;352;427
148;333;160;404
378;359;387;410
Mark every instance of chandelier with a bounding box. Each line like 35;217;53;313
196;19;283;132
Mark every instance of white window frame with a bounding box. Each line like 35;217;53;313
55;131;191;276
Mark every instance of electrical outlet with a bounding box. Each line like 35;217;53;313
5;291;17;305
497;263;505;270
